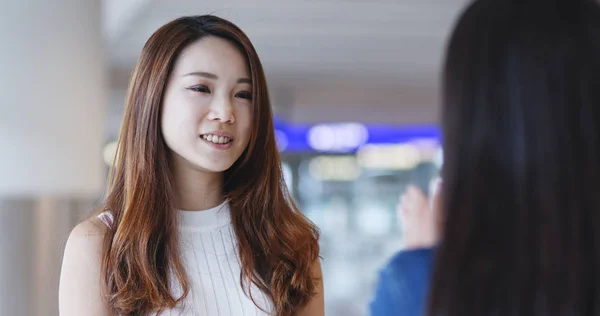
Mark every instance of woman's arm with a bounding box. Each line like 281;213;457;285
297;259;324;316
59;219;112;316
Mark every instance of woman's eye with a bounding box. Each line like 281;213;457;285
235;91;252;100
187;85;211;93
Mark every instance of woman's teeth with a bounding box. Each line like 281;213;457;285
202;134;232;144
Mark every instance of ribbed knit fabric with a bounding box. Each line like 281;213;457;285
98;201;273;315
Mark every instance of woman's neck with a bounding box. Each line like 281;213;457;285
170;155;224;211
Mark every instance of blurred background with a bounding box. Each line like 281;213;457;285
0;0;464;315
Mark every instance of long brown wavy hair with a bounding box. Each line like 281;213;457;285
98;15;320;316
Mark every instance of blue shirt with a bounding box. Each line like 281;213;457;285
370;248;435;316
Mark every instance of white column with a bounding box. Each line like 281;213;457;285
0;0;106;315
0;200;35;316
0;0;106;196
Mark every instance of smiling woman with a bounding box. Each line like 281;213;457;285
59;15;323;316
160;36;254;174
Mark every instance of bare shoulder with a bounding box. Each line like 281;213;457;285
63;217;109;258
70;216;109;240
61;216;109;283
59;217;112;316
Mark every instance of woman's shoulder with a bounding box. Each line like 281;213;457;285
59;216;112;315
387;247;435;270
63;211;112;264
379;247;434;288
369;247;435;316
381;247;435;291
72;214;111;240
63;216;109;262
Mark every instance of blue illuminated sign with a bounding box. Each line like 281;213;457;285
273;117;441;153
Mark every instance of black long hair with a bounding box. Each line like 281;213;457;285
428;0;600;315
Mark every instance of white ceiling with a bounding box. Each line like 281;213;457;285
106;0;468;125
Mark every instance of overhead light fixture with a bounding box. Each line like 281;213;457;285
356;143;422;170
308;155;360;181
434;147;444;168
307;123;369;152
275;129;288;152
103;141;118;167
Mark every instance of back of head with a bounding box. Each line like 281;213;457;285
429;0;600;315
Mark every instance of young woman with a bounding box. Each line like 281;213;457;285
59;15;323;316
371;0;600;315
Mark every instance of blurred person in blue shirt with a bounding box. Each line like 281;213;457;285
370;180;442;316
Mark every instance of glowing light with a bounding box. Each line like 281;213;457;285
356;143;422;170
307;123;369;152
103;141;118;167
275;129;288;152
434;147;444;168
308;155;360;181
282;162;293;192
410;138;440;162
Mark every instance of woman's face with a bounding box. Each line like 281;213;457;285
161;36;253;173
